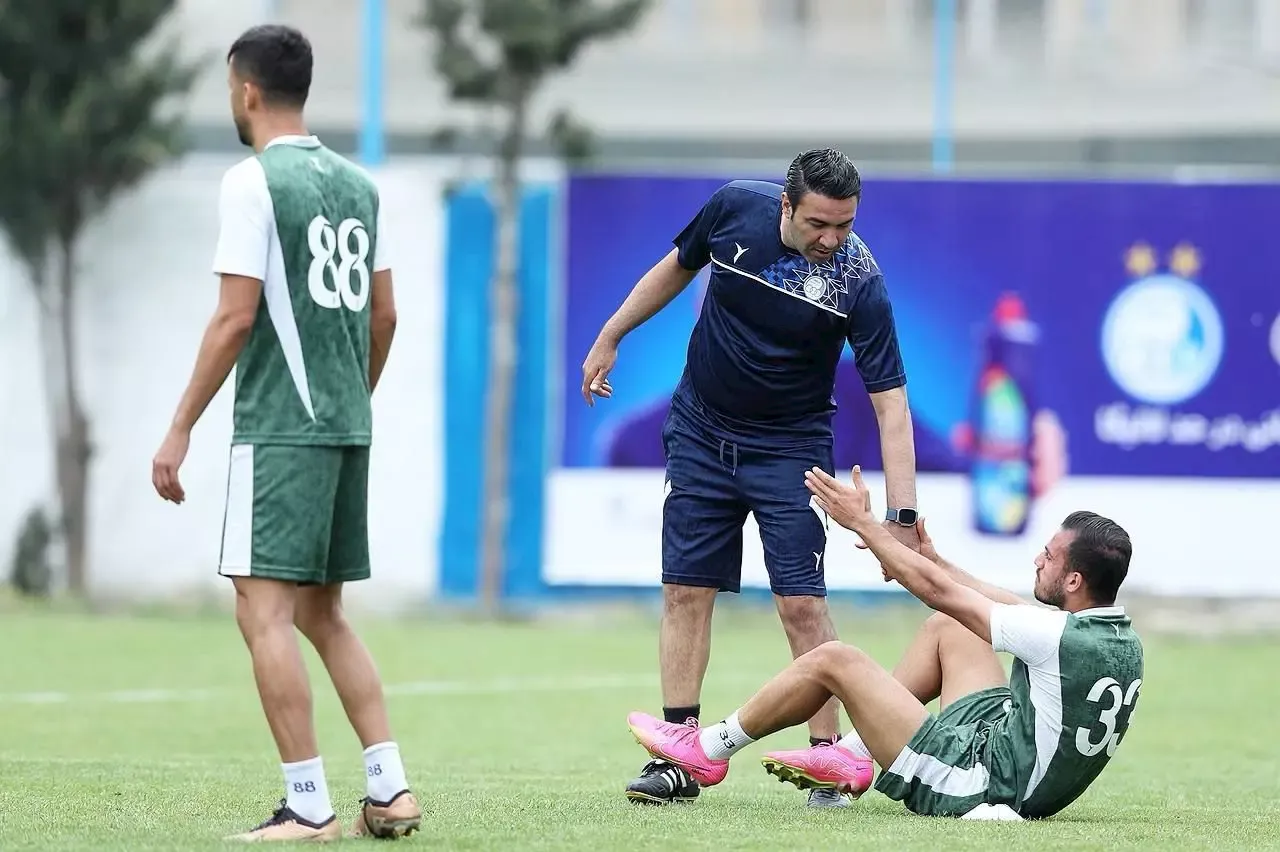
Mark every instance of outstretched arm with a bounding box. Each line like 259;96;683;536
582;185;727;406
916;516;1030;606
581;249;698;405
848;275;919;553
806;466;997;643
595;249;699;348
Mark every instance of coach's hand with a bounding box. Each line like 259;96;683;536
152;427;189;504
580;340;616;407
915;516;941;564
804;465;876;533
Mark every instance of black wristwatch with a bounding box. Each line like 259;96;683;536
886;507;919;526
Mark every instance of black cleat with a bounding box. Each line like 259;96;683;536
625;758;700;805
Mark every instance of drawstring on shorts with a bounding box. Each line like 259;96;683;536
718;439;739;476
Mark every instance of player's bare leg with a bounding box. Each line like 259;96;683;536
294;584;420;838
294;584;393;745
227;577;340;842
741;641;927;767
892;612;1008;710
625;583;717;805
236;578;317;761
627;640;926;796
765;612;1010;796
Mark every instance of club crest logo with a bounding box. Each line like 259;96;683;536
1100;242;1224;405
802;275;827;301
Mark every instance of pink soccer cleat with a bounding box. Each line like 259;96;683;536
760;742;875;799
626;712;729;786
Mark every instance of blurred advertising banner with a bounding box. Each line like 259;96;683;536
544;175;1280;595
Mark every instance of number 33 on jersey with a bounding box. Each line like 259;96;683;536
211;135;389;447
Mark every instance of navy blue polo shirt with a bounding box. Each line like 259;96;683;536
669;180;906;445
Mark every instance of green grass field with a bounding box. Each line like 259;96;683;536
0;598;1276;850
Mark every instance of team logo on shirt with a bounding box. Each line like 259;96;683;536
802;276;828;301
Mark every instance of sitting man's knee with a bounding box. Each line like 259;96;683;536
801;639;862;671
924;611;965;635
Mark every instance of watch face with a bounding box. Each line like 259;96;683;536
896;508;919;525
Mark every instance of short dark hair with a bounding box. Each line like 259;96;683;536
784;148;862;206
1061;511;1132;605
228;25;313;109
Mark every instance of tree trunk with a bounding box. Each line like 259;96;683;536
476;85;528;616
36;235;92;596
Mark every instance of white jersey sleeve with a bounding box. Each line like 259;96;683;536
989;603;1069;668
372;194;390;272
212;158;273;281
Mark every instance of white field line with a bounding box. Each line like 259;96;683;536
0;673;667;706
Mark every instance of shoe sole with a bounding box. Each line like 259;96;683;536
624;790;698;806
224;831;340;843
359;816;421;839
760;757;865;800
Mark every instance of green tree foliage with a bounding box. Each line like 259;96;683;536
419;0;648;613
0;1;202;595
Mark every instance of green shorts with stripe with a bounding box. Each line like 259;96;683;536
873;685;1013;817
217;444;371;585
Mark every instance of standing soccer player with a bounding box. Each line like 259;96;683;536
581;149;921;808
152;25;421;842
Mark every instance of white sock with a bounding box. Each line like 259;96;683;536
364;741;410;803
698;710;755;760
282;756;334;824
837;731;873;761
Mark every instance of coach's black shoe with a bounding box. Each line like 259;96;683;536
625;759;700;805
806;788;851;809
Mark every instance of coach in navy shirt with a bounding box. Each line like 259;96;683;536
581;150;920;809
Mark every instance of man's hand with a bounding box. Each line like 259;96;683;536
804;465;878;533
806;466;923;582
152;428;191;504
580;338;616;406
915;516;941;564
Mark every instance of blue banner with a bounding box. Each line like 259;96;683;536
559;175;1280;479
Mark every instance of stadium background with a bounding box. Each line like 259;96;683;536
4;0;1278;607
1;3;1279;848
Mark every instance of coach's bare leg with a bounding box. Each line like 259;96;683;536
891;612;1008;710
660;583;718;709
233;577;316;762
774;594;842;740
294;583;392;748
737;640;928;769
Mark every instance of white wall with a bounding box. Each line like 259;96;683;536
546;469;1280;599
0;153;445;611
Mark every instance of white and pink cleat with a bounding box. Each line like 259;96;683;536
626;712;729;786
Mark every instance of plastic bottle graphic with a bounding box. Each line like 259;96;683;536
970;293;1039;537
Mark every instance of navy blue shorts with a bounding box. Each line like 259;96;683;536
660;406;832;597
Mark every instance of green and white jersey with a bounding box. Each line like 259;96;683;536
212;135;388;446
986;604;1144;818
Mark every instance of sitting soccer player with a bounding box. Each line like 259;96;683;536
627;465;1143;820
